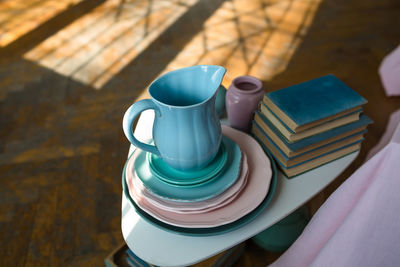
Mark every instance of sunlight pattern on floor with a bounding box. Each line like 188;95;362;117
24;0;198;89
163;0;322;87
0;0;82;47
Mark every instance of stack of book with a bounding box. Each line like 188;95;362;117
252;74;372;178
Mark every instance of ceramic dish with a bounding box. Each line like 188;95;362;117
148;141;228;186
128;154;261;227
122;126;277;235
122;135;278;237
128;135;242;202
126;125;271;228
127;153;249;214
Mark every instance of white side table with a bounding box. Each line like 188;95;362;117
121;110;358;267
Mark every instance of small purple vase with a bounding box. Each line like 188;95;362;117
226;75;265;132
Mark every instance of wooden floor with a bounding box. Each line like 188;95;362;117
1;0;399;266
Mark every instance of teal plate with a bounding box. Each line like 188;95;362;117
122;150;278;236
148;139;228;186
133;136;242;202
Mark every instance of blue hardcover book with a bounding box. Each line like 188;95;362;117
254;136;361;178
260;102;363;142
263;74;368;132
252;121;365;167
253;111;372;157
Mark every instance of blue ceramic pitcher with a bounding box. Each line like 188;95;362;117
123;65;226;171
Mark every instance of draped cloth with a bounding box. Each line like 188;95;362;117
366;109;400;161
379;44;400;96
270;127;400;267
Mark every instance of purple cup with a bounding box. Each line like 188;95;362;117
226;75;265;132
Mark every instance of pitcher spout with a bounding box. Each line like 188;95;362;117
148;65;226;107
202;65;226;91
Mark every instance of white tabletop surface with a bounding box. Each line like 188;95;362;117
121;110;358;267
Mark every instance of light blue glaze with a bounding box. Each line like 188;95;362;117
121;146;278;236
265;74;367;126
215;85;227;117
133;135;242;202
148;141;228;186
123;65;226;170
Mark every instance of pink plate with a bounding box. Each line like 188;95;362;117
127;153;249;214
126;125;273;228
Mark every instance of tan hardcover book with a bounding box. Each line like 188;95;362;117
252;124;364;168
253;112;369;157
262;75;367;133
260;103;362;142
263;96;363;133
279;144;360;178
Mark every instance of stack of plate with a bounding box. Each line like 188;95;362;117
122;125;278;236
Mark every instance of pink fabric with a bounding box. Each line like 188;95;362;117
366;109;400;160
379;44;400;96
270;142;400;267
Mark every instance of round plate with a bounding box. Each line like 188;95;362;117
126;125;271;228
130;135;242;202
128;153;249;215
122;153;277;236
129;152;266;227
122;125;278;235
148;139;228;186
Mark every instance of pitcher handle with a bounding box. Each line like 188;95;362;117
123;99;161;156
